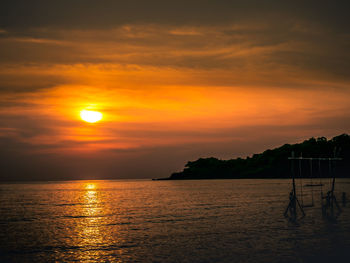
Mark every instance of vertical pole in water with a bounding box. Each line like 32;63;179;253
299;153;303;207
331;148;337;196
330;157;338;211
330;158;335;194
310;159;314;205
328;154;341;213
329;158;333;210
292;151;296;205
291;151;297;217
284;151;305;218
319;159;323;197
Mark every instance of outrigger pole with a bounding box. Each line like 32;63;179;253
284;151;305;219
284;151;342;219
324;155;342;215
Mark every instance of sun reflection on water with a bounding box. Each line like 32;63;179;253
66;182;129;262
76;182;106;261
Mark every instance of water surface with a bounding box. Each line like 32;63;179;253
1;179;350;262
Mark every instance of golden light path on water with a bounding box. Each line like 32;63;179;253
59;181;131;262
79;183;103;261
73;182;110;261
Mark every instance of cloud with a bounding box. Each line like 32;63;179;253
1;1;349;31
1;20;349;84
1;1;350;180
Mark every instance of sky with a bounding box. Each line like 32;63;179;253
1;1;350;180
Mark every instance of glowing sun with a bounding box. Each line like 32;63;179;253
85;183;96;190
80;110;103;123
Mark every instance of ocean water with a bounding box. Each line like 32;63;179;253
0;179;350;263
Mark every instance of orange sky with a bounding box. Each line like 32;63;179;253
1;1;350;180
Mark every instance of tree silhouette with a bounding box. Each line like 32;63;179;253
169;134;350;180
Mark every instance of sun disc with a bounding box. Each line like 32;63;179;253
85;183;96;190
80;110;103;123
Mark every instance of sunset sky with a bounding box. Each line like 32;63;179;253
1;1;350;180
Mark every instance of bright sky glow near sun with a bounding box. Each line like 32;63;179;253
0;1;349;180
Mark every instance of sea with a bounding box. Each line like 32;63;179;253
0;179;350;263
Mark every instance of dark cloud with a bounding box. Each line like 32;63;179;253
0;17;349;86
1;1;349;31
0;72;67;93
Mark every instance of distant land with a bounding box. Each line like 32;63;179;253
157;134;350;180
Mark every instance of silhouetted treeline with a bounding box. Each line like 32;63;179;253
168;134;350;180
